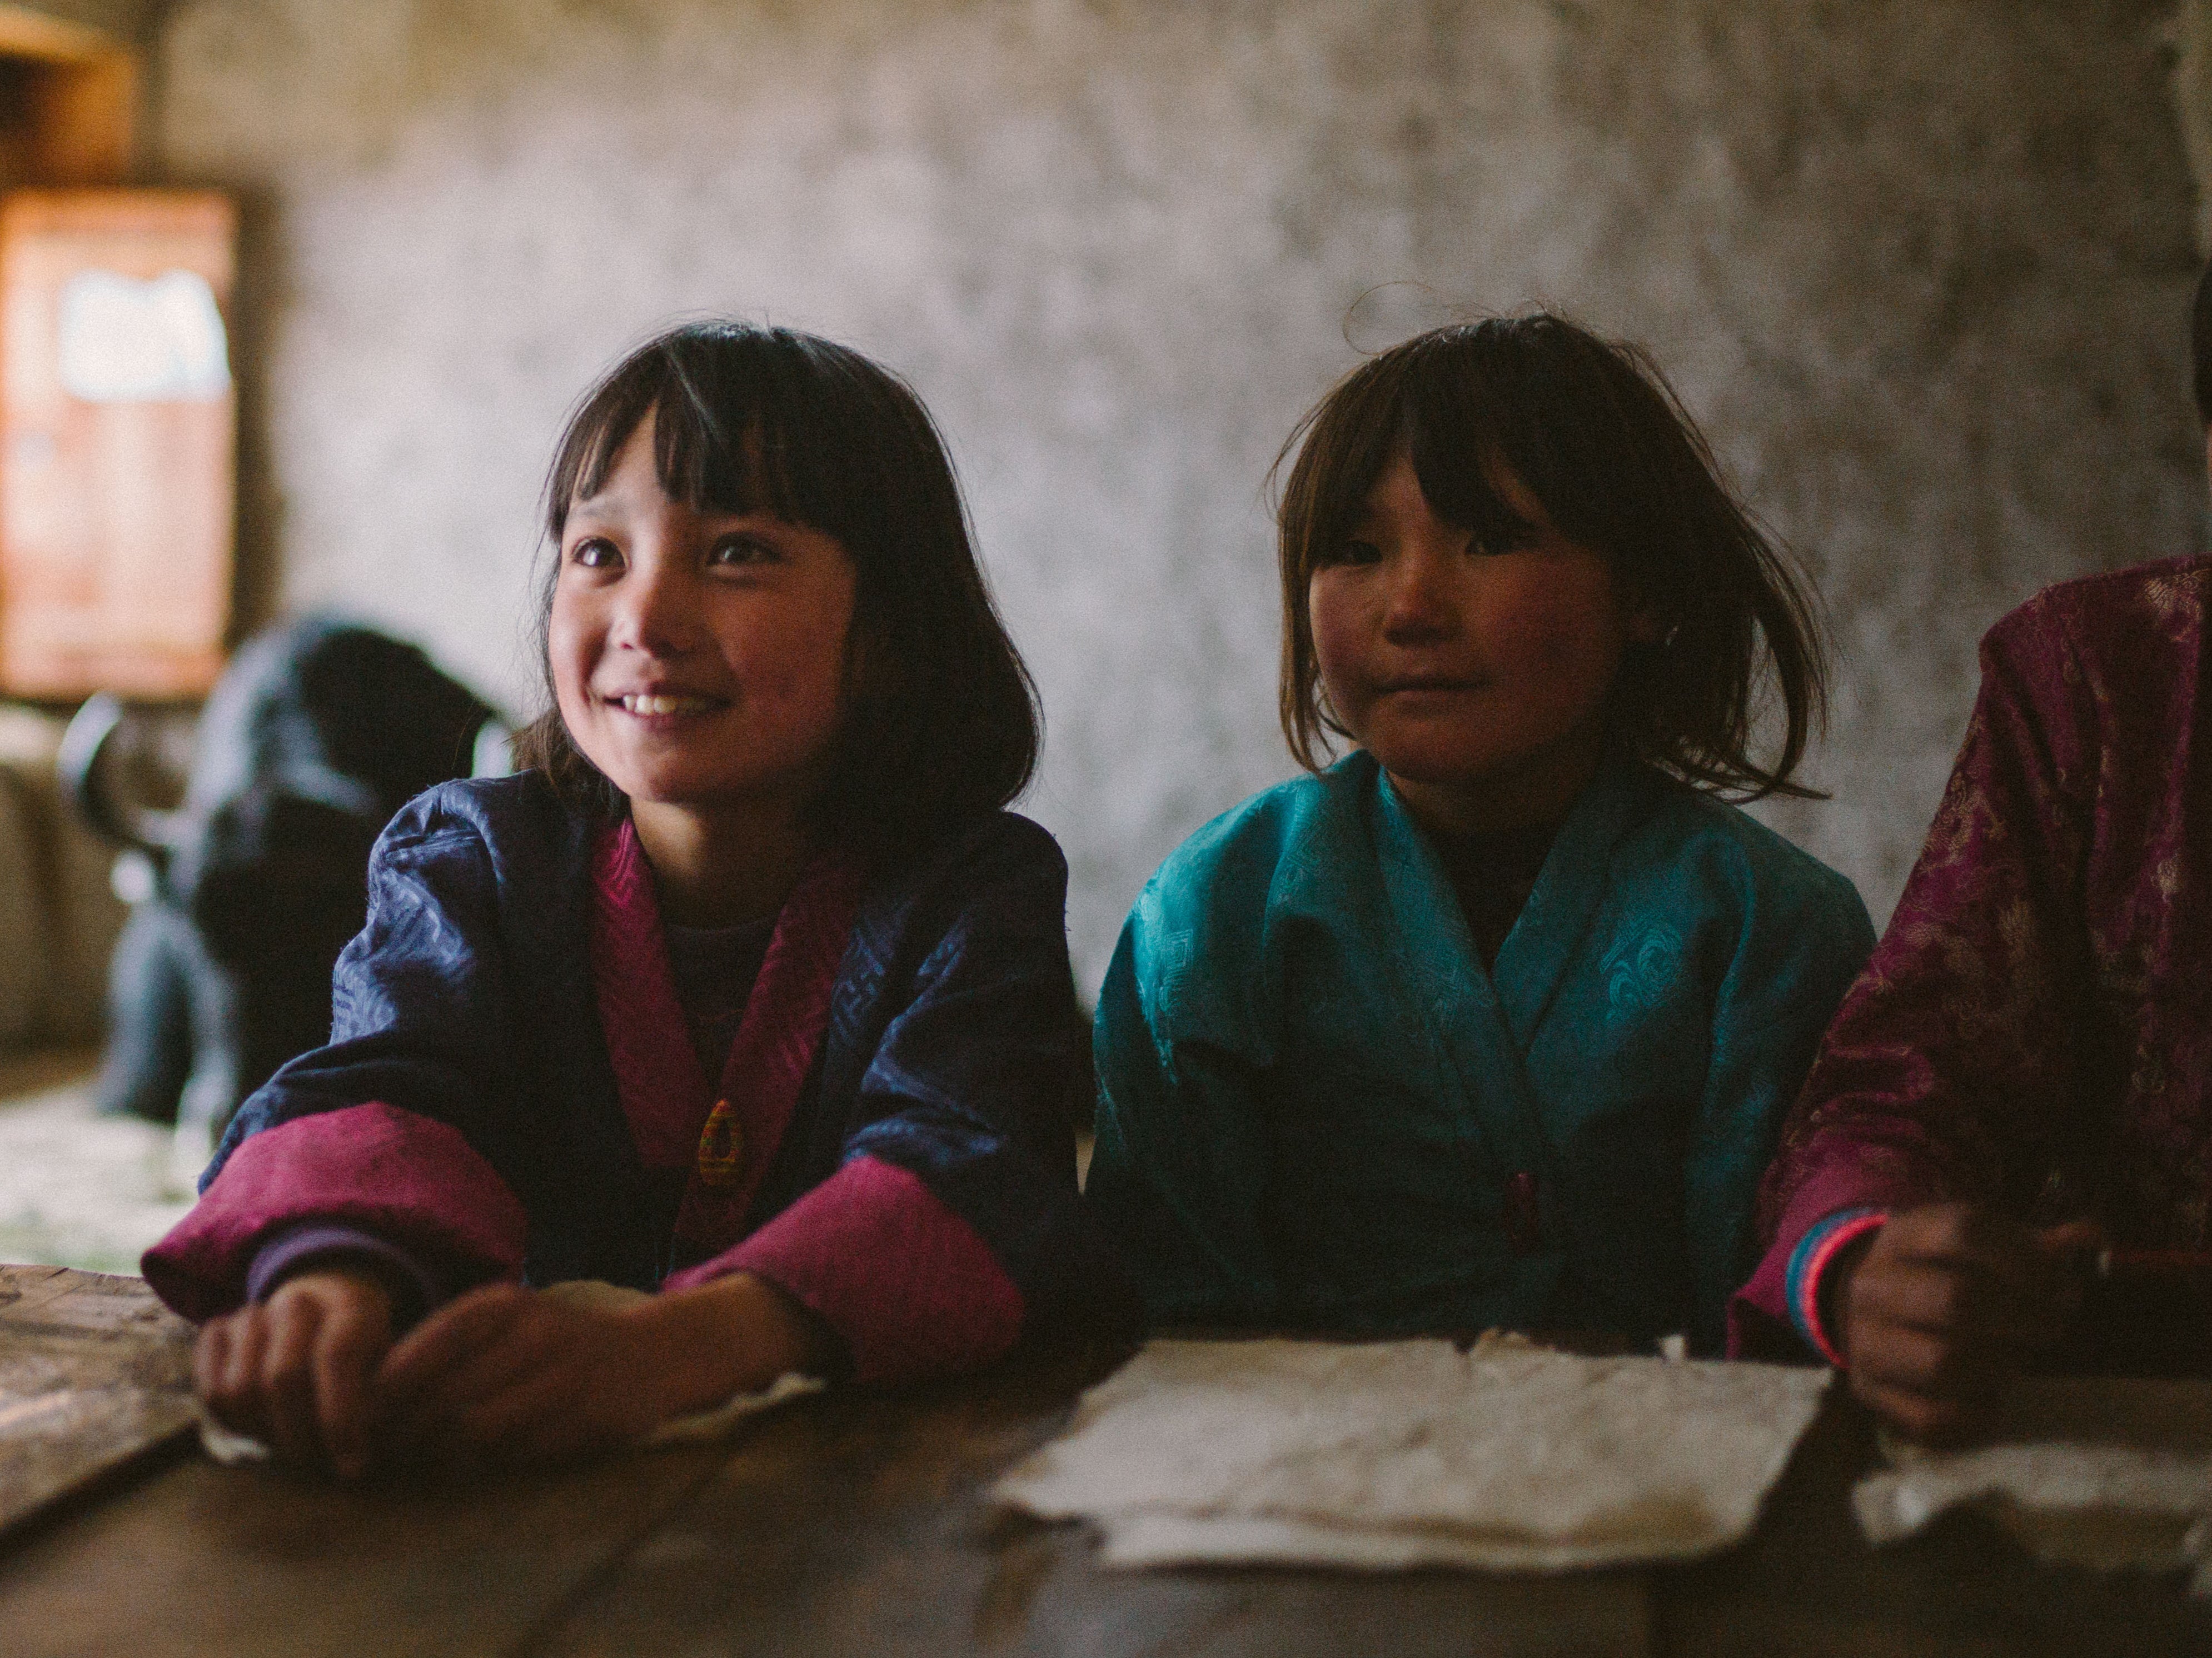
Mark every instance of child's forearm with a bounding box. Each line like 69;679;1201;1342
635;1272;842;1418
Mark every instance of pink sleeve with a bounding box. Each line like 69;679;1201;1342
664;1155;1024;1386
141;1102;529;1321
1730;1140;1949;1356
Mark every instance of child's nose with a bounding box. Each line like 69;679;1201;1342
612;559;698;656
1379;548;1457;640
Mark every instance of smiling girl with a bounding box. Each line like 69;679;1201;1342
1088;314;1875;1354
145;322;1120;1474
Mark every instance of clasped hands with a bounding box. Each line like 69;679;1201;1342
1828;1201;2103;1444
195;1267;832;1479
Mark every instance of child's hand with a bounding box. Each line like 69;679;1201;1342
371;1274;831;1466
368;1282;667;1466
1832;1202;2099;1444
194;1269;396;1479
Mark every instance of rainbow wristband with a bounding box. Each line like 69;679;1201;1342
1784;1207;1889;1367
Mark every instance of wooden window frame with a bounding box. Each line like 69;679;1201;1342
0;7;136;188
1;13;235;703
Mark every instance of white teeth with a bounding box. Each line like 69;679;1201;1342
620;693;713;716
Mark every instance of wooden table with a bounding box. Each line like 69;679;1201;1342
0;1265;2206;1657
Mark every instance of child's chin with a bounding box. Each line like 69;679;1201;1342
621;778;719;807
619;772;805;815
599;765;708;805
1369;740;1518;789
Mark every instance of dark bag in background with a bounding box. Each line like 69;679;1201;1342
61;615;502;1183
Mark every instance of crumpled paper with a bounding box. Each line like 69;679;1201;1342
198;1279;823;1465
992;1335;1830;1571
1851;1378;2212;1595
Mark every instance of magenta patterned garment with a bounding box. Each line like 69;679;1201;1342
1732;557;2212;1356
587;820;865;1257
142;1101;529;1322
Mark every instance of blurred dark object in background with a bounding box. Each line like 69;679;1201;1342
61;616;502;1172
2042;1252;2212;1379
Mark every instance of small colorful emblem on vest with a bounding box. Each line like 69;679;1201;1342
697;1098;745;1187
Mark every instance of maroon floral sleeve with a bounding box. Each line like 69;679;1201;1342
1730;588;2102;1354
1735;557;2212;1357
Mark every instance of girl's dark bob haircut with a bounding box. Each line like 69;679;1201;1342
514;321;1041;860
1275;312;1828;800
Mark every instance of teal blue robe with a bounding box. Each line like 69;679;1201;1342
1088;751;1875;1354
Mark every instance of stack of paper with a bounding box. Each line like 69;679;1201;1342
994;1336;1829;1570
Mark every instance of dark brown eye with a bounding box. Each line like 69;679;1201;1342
570;536;622;569
707;533;779;568
1333;538;1382;567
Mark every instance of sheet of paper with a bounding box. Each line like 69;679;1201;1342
993;1336;1830;1571
1852;1377;2212;1594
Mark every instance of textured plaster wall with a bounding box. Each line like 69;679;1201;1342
2174;0;2212;253
152;0;2204;993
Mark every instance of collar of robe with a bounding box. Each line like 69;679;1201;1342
1367;749;1656;1190
588;816;867;1260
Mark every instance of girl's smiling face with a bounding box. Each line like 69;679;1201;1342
549;413;858;821
1309;450;1647;833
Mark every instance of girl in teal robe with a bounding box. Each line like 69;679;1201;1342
1089;316;1875;1354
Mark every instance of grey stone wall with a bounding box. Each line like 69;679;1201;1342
152;0;2205;992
